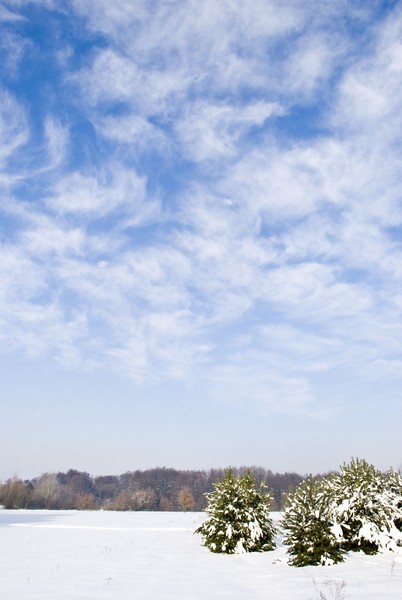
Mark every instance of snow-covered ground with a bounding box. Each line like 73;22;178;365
1;510;402;599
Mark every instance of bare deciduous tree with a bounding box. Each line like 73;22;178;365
0;477;32;509
33;473;62;509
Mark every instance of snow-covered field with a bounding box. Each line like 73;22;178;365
1;510;402;599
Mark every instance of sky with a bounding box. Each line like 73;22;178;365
1;0;402;481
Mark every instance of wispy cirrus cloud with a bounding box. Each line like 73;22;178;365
175;101;284;163
45;166;150;218
0;88;28;171
1;0;402;432
0;5;25;22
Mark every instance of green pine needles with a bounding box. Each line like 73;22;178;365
281;458;402;566
195;469;276;554
328;458;402;554
195;459;402;566
281;476;344;567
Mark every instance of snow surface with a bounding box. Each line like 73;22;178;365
1;510;402;599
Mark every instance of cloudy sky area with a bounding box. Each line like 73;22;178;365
1;0;402;480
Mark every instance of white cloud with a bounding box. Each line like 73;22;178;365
332;9;402;136
0;30;31;77
43;117;69;171
72;0;303;53
70;0;148;37
69;1;315;130
0;245;43;307
0;101;71;187
95;113;167;154
21;216;85;258
282;32;340;99
261;262;373;322
72;48;188;118
176;101;284;162
0;88;28;170
0;239;89;368
46;166;150;218
1;0;402;424
0;5;25;22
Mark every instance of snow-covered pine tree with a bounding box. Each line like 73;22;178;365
328;458;401;554
281;476;344;567
384;468;402;538
195;468;276;554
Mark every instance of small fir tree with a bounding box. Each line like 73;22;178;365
195;468;276;554
383;468;402;539
281;476;344;567
328;458;402;554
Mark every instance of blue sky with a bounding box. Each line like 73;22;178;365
1;0;402;480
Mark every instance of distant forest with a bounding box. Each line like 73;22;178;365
0;467;308;511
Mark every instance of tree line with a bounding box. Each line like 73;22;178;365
0;466;305;511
